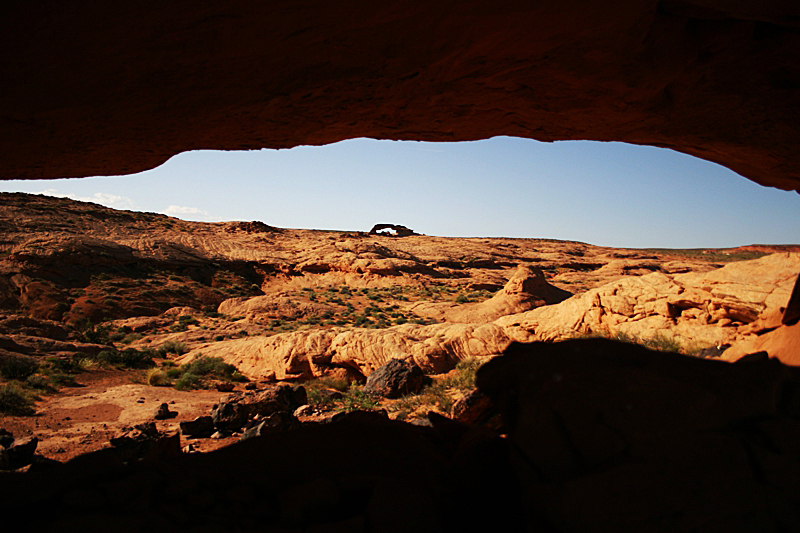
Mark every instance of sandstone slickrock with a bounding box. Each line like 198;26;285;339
180;254;799;382
177;321;512;380
497;253;800;349
410;264;572;323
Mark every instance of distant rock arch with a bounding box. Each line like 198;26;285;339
368;224;419;237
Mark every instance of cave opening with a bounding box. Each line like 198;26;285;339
1;137;799;249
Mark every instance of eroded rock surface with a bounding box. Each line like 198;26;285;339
1;2;800;193
497;253;800;349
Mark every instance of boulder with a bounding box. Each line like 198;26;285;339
240;411;301;440
364;358;429;399
0;435;38;470
153;402;176;420
476;338;800;531
211;384;308;432
179;416;215;438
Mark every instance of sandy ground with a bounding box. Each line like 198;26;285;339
1;369;240;461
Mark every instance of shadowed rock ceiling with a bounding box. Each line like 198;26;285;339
2;0;799;192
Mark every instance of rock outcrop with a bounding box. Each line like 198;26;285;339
368;224;418;237
178;320;511;381
181;254;800;381
410;265;572;323
497;253;800;349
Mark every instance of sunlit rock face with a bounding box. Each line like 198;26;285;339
1;1;799;191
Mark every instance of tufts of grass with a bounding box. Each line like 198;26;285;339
146;368;171;387
156;340;188;357
341;383;380;412
160;355;247;391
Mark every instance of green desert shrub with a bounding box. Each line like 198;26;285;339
439;357;482;391
174;373;203;391
0;384;36;416
25;374;55;392
121;332;144;344
157;340;188;356
76;319;111;344
165;367;183;379
47;373;78;387
0;355;38;381
165;356;245;391
613;331;682;353
183;356;237;378
97;348;155;369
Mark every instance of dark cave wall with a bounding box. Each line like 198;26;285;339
1;0;799;191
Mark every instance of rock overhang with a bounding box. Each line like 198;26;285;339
0;1;798;192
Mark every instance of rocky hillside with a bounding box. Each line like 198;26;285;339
1;192;798;381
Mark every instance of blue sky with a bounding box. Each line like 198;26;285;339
2;136;799;249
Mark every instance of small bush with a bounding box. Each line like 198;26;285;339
76;319;111;344
121;333;144;344
97;348;155;369
157;340;188;357
183;356;237;378
25;374;54;392
165;367;183;379
178;315;199;326
0;356;38;381
613;331;682;353
0;384;36;416
48;373;78;387
455;294;470;304
147;368;171;387
174;373;202;391
440;357;482;391
43;356;80;375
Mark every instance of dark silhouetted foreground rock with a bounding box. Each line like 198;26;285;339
0;435;38;471
211;384;307;432
476;339;800;531
3;339;800;531
179;416;215;438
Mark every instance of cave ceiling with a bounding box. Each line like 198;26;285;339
1;1;799;192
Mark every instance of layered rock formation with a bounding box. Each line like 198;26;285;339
1;2;799;193
179;254;799;380
498;253;800;349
